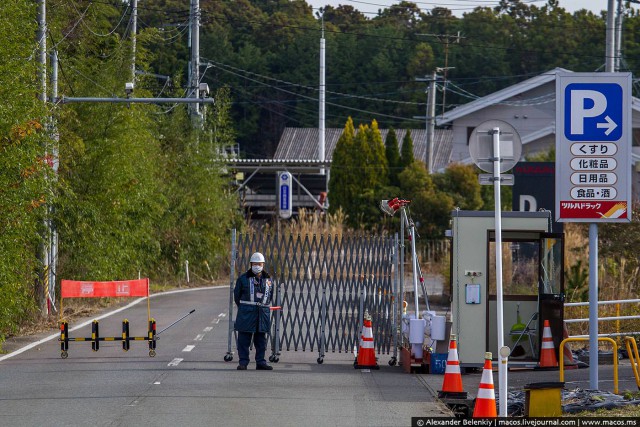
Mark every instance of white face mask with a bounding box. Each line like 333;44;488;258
252;265;263;275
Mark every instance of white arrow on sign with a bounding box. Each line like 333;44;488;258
597;115;617;136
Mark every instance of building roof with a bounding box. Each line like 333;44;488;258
274;127;453;172
436;67;570;126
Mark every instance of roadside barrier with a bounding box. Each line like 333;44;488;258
559;336;619;394
59;278;156;358
624;336;640;390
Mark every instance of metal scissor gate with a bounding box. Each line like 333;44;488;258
225;229;399;365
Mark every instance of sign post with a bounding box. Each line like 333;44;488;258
278;171;293;219
469;119;522;418
556;72;632;389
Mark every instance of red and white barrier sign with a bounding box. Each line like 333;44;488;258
61;278;149;298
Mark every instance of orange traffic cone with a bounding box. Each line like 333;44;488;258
473;352;497;418
562;321;577;370
354;310;379;370
438;334;467;398
538;319;558;368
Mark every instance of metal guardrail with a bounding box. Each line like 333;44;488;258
559;337;618;394
564;299;640;338
624;336;640;390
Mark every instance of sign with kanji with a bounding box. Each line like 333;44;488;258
555;72;632;222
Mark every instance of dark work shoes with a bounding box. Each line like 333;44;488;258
237;365;247;370
256;364;273;370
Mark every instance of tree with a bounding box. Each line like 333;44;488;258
400;130;415;168
0;0;48;342
385;128;401;187
433;164;483;210
328;117;357;218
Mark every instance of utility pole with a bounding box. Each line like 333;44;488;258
189;0;201;125
606;0;616;72
130;0;138;83
319;20;326;178
415;71;438;174
416;32;462;116
48;49;60;314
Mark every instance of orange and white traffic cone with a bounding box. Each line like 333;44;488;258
355;310;379;370
538;319;558;368
438;334;467;398
473;352;497;418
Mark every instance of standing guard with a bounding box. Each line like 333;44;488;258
234;252;274;370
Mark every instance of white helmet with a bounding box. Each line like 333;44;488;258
250;252;265;263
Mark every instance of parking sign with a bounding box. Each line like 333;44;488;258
556;73;631;222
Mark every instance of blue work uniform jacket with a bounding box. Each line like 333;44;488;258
233;269;273;333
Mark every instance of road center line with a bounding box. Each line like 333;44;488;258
194;334;205;341
183;345;196;352
203;326;213;332
168;358;183;366
218;313;226;317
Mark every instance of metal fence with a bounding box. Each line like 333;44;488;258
225;230;399;364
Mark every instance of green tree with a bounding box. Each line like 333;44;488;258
0;0;47;343
433;164;483;210
400;130;415;169
385;128;401;187
328;117;357;218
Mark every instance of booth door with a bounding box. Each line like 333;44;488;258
538;234;565;356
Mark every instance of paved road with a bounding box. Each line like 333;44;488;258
0;287;449;427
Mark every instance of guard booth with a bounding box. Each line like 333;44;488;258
449;211;564;368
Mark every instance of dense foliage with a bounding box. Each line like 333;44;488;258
135;0;627;158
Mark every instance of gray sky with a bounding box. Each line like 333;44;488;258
305;1;618;18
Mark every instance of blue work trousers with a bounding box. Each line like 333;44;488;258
237;331;267;367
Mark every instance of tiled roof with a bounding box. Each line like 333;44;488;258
274;127;453;172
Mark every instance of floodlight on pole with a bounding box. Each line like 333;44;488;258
380;198;411;217
380;197;420;321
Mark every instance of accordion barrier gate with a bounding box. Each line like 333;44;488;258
224;230;400;365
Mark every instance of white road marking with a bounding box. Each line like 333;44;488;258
218;313;226;317
211;319;220;324
203;326;213;332
168;358;183;366
0;285;227;362
182;345;195;352
194;334;205;341
153;381;161;385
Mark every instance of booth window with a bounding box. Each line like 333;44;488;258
488;239;539;296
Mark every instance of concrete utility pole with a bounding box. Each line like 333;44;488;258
606;0;616;72
415;72;437;174
131;0;138;83
318;22;326;177
48;50;60;314
189;0;201;124
37;0;49;316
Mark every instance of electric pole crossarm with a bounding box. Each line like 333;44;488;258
60;97;214;104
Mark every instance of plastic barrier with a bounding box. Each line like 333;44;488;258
59;278;156;358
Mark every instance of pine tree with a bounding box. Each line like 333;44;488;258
385;127;401;187
367;120;389;187
400;129;415;169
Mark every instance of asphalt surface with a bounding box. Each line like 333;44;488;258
0;286;450;427
1;285;637;426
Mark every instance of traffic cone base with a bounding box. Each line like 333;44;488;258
473;352;497;418
438;334;468;398
355;311;379;370
538;319;559;369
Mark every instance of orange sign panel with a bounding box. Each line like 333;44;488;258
61;279;149;298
